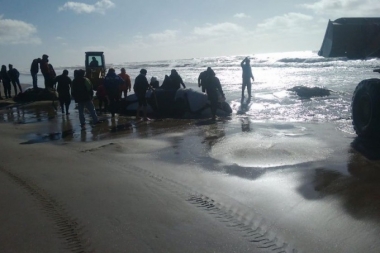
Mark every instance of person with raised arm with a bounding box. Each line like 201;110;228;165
240;56;254;98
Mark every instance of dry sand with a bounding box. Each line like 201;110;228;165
1;88;380;252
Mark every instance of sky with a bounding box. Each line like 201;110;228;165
0;0;380;69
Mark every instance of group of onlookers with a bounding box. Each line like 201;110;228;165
0;64;22;99
1;53;254;125
30;54;57;90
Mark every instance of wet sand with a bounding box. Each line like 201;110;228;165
1;90;380;252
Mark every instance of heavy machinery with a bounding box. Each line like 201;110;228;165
319;18;380;139
318;17;380;59
85;51;106;91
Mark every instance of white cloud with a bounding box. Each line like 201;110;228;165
148;30;178;41
234;13;250;18
0;15;41;44
301;0;380;17
56;36;63;40
193;22;245;37
58;0;115;14
256;13;314;32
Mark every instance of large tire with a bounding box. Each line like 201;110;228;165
352;78;380;139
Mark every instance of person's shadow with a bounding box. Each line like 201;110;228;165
237;96;251;115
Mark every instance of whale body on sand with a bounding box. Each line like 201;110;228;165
122;88;232;118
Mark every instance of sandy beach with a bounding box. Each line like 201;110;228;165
1;83;380;253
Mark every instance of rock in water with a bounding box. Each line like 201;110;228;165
288;86;331;98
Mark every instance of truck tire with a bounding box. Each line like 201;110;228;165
352;78;380;139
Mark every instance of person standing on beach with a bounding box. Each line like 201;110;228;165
71;69;99;128
55;69;72;115
134;69;152;121
204;68;225;121
198;67;211;93
30;58;41;90
40;54;51;89
118;68;131;99
150;76;159;89
104;68;124;117
48;64;57;89
0;65;11;99
240;57;254;98
96;83;107;112
169;69;186;90
8;64;22;95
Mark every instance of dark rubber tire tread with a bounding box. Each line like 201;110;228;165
352;78;380;139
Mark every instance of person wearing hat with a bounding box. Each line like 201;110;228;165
133;69;153;121
241;56;254;98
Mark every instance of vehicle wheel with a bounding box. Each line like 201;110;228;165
352;78;380;139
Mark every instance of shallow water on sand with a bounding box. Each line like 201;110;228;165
2;101;380;252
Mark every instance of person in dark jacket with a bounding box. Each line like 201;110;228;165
198;67;211;93
40;54;51;89
150;76;159;89
48;64;57;89
30;58;41;90
203;68;225;121
8;64;22;94
89;57;99;67
71;69;98;127
133;69;152;121
169;69;186;90
104;68;124;117
55;69;72;115
0;65;11;99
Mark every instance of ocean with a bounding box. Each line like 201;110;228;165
18;50;380;134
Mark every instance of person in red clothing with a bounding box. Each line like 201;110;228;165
96;83;108;112
118;68;131;99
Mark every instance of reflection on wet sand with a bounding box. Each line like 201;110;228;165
297;147;380;222
201;123;225;148
0;101;56;124
240;117;251;132
0;101;199;143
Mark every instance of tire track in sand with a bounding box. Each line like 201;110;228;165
82;143;300;253
0;167;93;253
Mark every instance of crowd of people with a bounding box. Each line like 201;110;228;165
0;54;254;126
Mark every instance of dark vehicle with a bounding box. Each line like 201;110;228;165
85;52;106;91
319;18;380;139
318;17;380;59
351;69;380;139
